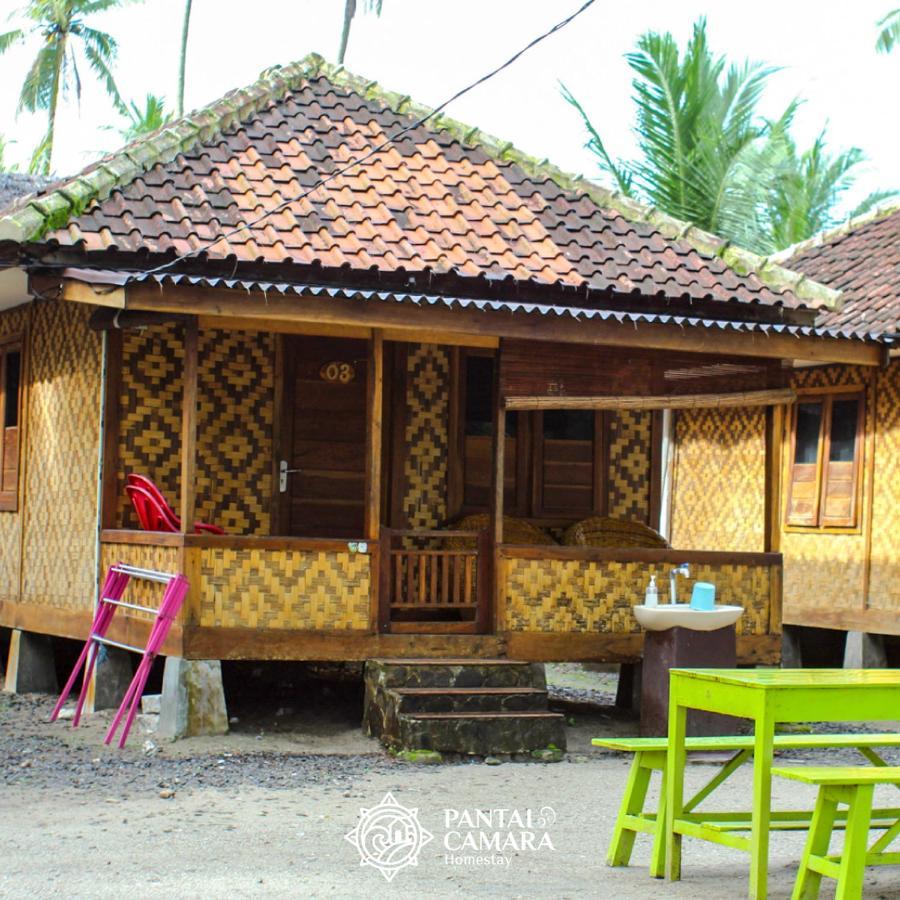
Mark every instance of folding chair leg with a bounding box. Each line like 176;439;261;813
835;784;873;900
793;789;839;900
607;751;653;867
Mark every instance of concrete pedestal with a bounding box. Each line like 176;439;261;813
844;631;888;669
3;630;58;695
640;625;737;737
157;657;228;740
89;645;134;712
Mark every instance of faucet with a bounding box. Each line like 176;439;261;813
669;564;690;605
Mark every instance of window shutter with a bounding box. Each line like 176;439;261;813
820;395;863;528
786;401;824;527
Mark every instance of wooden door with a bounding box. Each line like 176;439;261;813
282;336;368;538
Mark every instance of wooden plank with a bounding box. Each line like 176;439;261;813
648;409;664;528
504;389;796;411
365;330;384;541
271;332;289;534
862;373;877;609
100;329;122;529
498;544;783;566
380;328;498;348
179;545;202;628
476;528;492;633
765;404;784;553
100;529;186;546
179;317;198;534
198;315;372;339
782;602;900;637
119;280;885;366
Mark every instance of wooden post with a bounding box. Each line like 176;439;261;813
100;329;123;529
180;318;198;534
764;404;784;554
490;351;505;636
378;526;392;633
365;330;384;541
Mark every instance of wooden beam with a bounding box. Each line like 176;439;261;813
365;330;384;541
117;281;884;366
764;404;784;554
504;388;797;411
198;315;372;339
180;318;198;534
100;330;122;529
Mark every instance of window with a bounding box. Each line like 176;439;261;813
786;390;864;529
449;350;607;520
0;343;22;511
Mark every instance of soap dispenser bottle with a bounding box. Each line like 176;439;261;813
645;574;659;607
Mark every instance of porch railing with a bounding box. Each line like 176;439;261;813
378;528;491;633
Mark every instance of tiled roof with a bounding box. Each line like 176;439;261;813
0;54;839;314
778;205;900;335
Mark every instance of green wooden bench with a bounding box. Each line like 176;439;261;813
773;766;900;899
593;733;900;878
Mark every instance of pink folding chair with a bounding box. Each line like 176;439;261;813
126;473;225;535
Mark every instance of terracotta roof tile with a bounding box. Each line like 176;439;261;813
0;54;840;314
780;206;900;334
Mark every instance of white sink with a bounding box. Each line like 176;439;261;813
633;603;743;632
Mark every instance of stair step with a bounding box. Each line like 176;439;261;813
394;686;548;714
398;710;566;754
366;658;545;689
404;711;564;721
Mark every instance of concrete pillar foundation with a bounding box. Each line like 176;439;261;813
157;657;228;740
3;630;58;695
844;631;889;669
88;645;134;713
781;624;804;668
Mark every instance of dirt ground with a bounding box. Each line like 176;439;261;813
2;665;900;899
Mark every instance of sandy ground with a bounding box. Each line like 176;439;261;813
2;667;900;899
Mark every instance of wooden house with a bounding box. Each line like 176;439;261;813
0;57;887;713
670;206;900;665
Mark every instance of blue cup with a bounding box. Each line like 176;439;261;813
690;582;716;610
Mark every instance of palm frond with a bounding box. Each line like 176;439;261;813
560;82;633;194
876;8;900;52
850;189;899;218
17;43;59;113
0;28;25;54
28;129;52;176
81;33;124;112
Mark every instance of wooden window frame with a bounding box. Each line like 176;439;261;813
784;385;866;533
0;338;23;512
448;348;609;523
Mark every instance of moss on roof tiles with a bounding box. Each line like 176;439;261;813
0;51;839;309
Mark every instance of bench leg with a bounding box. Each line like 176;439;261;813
649;764;668;878
608;751;654;867
793;788;839;900
835;784;873;900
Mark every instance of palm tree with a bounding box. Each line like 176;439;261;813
117;93;169;141
0;0;128;174
337;0;382;66
764;132;894;249
563;19;888;253
877;9;900;52
176;0;192;116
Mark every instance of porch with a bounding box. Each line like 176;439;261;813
96;316;786;664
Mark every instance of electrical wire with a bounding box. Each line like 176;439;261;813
145;0;597;276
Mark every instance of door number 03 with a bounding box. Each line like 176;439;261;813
319;361;356;383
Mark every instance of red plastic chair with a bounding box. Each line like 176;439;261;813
126;474;226;535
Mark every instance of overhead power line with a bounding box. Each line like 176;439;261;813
146;0;597;276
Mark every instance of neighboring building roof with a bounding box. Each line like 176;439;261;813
0;172;53;210
778;205;900;335
0;54;838;315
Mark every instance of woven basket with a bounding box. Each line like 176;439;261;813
562;516;670;549
444;514;557;549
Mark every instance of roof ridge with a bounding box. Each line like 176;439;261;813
770;201;900;265
0;51;839;310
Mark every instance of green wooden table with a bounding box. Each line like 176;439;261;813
664;668;900;899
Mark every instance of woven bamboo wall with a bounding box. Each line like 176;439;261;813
197;546;370;629
607;410;653;523
500;556;771;635
0;303;30;603
401;343;450;529
780;365;872;614
99;542;182;621
117;325;274;534
196;329;274;534
20;300;102;612
868;360;900;610
670;407;766;552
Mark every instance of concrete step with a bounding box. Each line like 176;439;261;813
394;686;548;714
366;658;546;690
398;710;566;755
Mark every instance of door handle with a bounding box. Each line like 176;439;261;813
279;459;302;493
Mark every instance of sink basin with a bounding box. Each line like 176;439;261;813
633;603;743;632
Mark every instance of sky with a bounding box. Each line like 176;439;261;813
0;0;898;220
